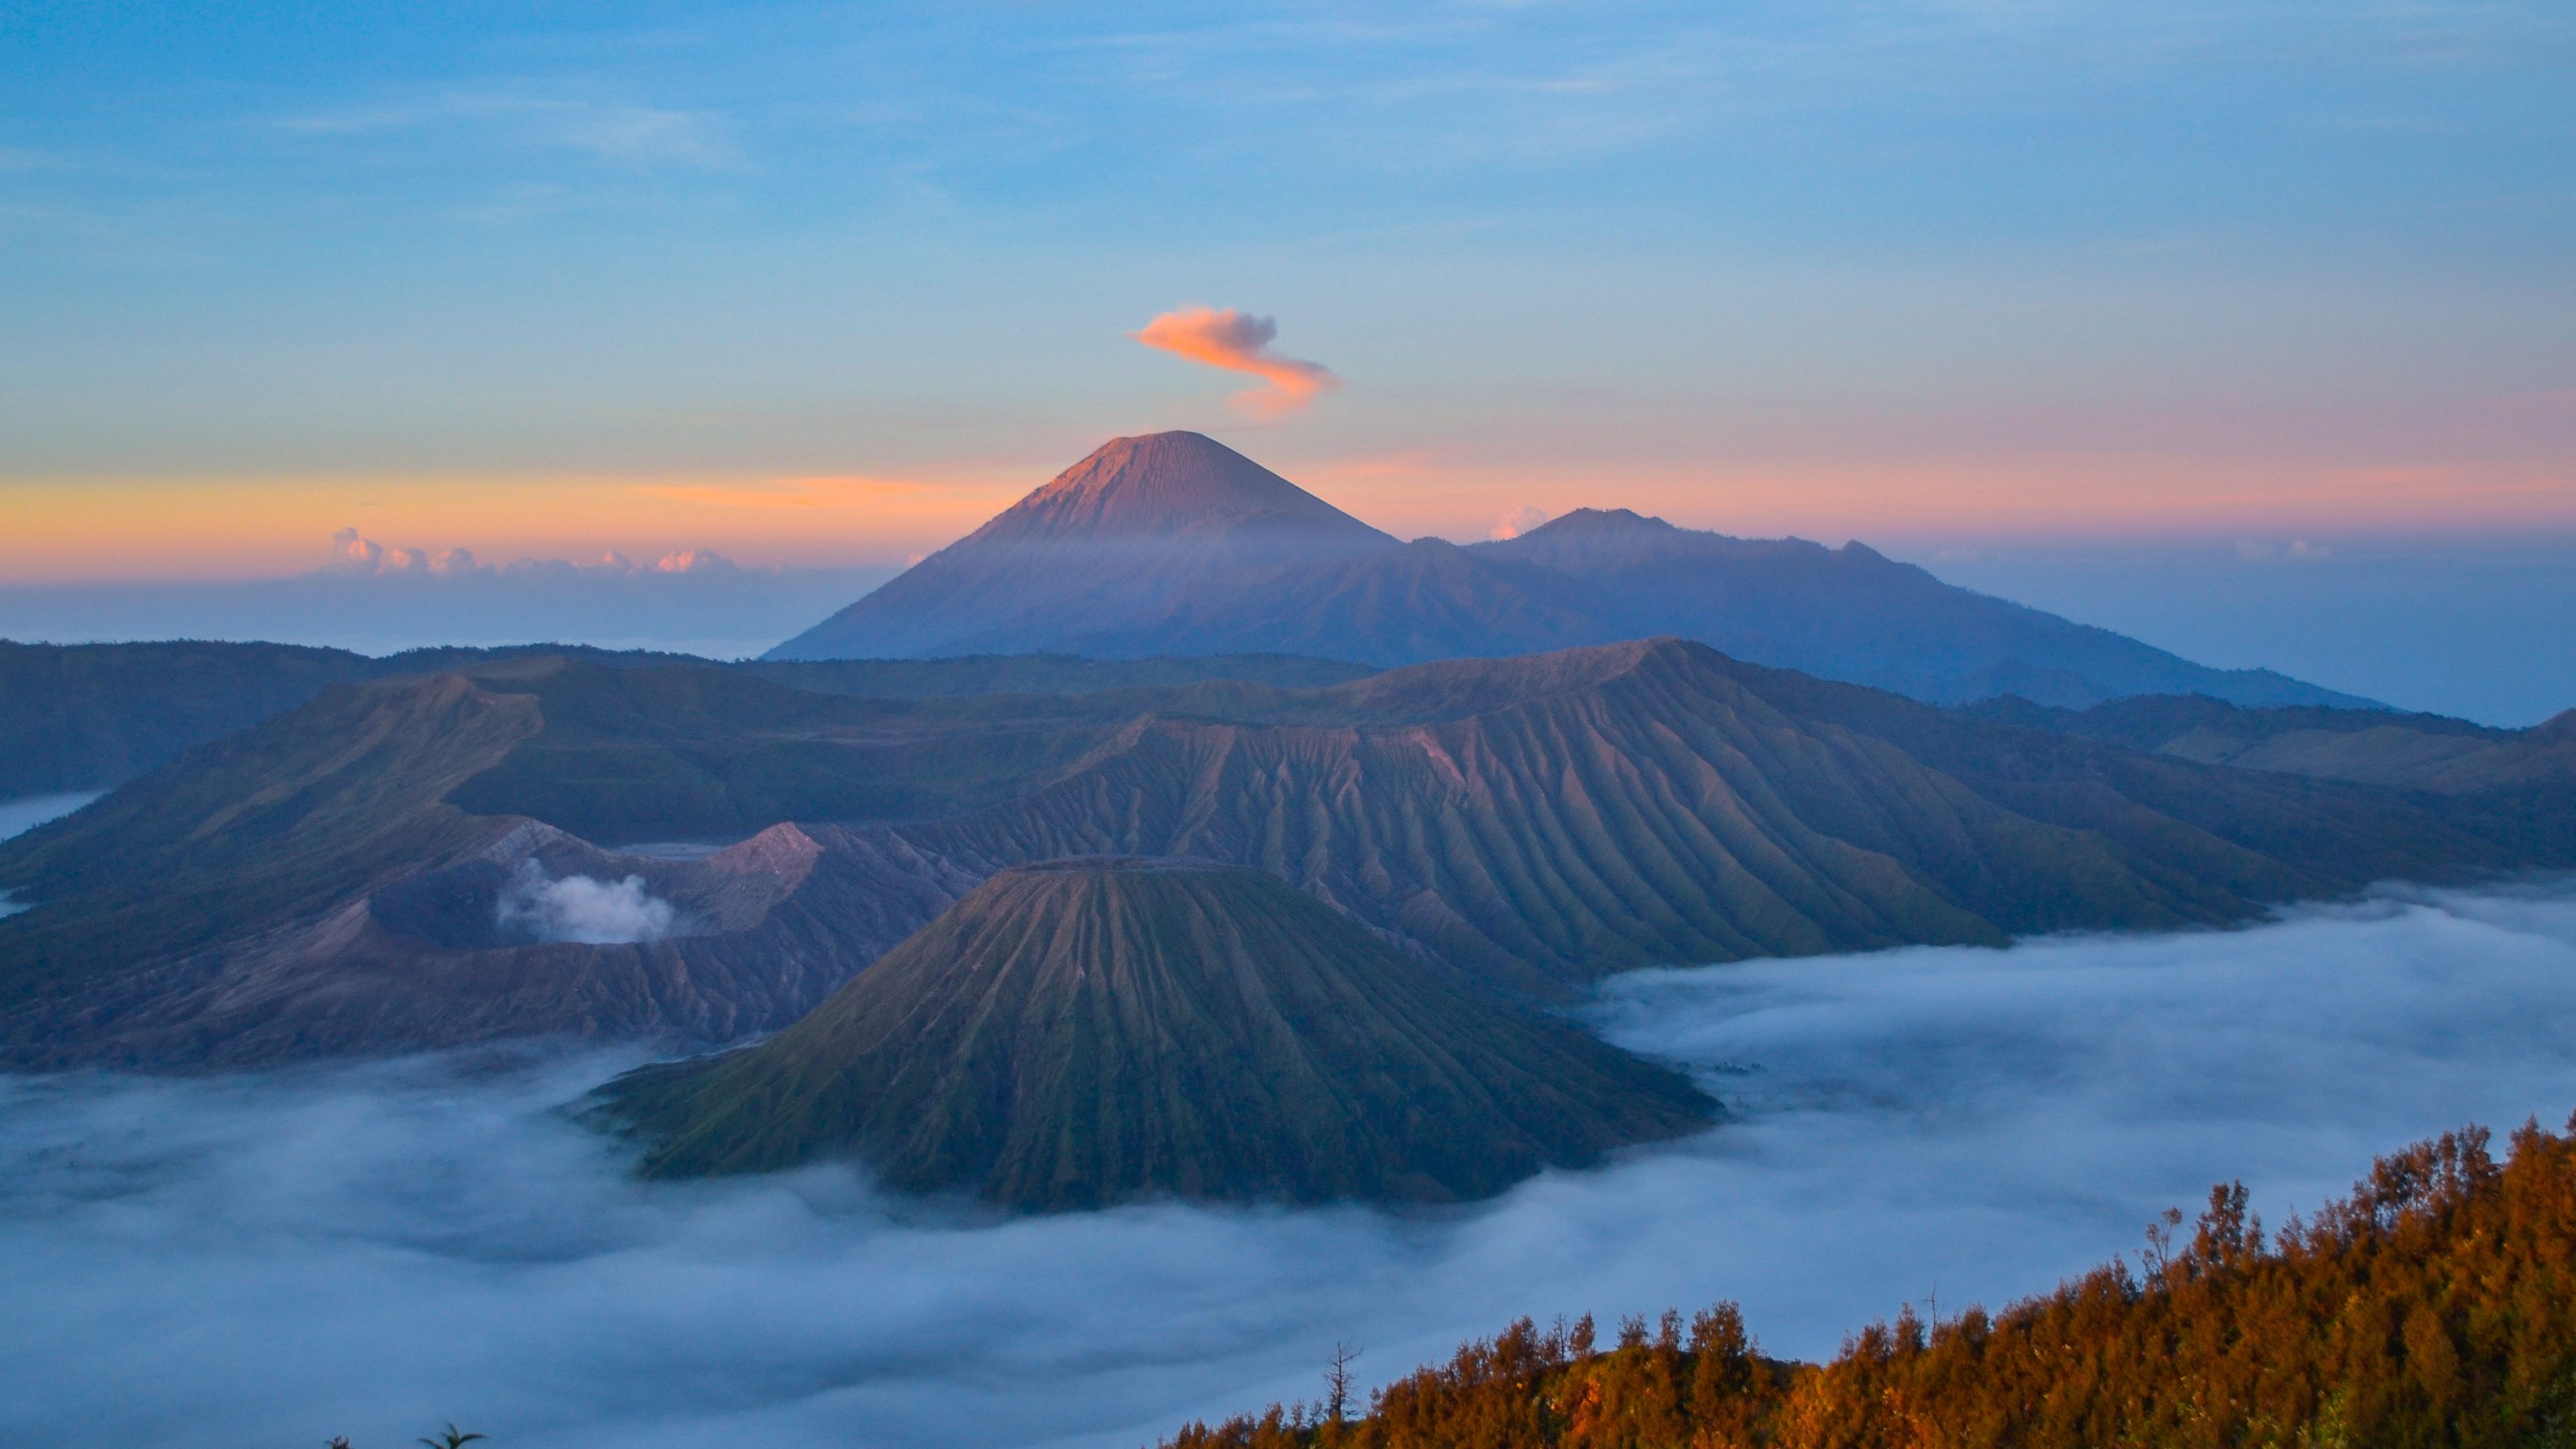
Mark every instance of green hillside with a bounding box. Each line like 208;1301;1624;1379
602;859;1713;1208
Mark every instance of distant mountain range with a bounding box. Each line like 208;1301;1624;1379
769;431;2372;711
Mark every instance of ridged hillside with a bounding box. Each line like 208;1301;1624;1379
7;640;2564;1068
909;640;2520;987
602;859;1713;1208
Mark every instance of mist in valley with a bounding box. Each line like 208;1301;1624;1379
3;882;2572;1449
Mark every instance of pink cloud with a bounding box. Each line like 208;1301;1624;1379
1132;307;1340;418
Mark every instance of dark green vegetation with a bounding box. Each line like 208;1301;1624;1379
1162;1114;2576;1448
602;859;1712;1208
5;637;2570;1069
0;636;1371;798
1968;690;2576;792
772;431;2369;710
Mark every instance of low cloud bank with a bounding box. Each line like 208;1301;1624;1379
3;885;2573;1448
329;529;741;579
496;862;686;944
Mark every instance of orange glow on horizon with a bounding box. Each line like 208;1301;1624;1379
1;449;2569;584
0;472;1030;584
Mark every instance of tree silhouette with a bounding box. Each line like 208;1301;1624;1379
1324;1342;1360;1422
418;1426;486;1449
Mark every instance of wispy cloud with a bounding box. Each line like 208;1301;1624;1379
1132;307;1341;418
278;91;735;167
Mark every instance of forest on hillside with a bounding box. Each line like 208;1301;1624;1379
1161;1113;2576;1449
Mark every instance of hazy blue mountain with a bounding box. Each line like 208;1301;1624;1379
768;435;2373;710
767;431;1399;660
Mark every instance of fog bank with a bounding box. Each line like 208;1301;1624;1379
3;883;2574;1448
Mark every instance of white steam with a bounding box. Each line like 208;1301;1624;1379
1;883;2573;1448
496;860;683;944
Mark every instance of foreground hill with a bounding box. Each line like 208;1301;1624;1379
602;859;1712;1208
3;640;2565;1067
1159;1114;2576;1448
767;432;2369;710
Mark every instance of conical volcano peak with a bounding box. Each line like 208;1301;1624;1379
977;431;1387;543
763;431;1397;659
600;852;1712;1208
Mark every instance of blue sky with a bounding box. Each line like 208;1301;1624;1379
2;1;2572;717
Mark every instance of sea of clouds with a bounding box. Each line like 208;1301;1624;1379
2;881;2573;1449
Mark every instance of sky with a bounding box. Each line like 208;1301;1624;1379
3;1;2573;714
3;877;2572;1448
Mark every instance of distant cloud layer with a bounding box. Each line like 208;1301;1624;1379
1132;308;1340;418
3;883;2572;1448
327;528;739;579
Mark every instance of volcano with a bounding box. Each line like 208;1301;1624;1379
599;857;1714;1209
765;432;1397;660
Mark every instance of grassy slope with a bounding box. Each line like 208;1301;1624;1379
604;860;1713;1208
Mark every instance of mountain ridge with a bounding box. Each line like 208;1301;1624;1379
765;432;2378;711
5;639;2566;1068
